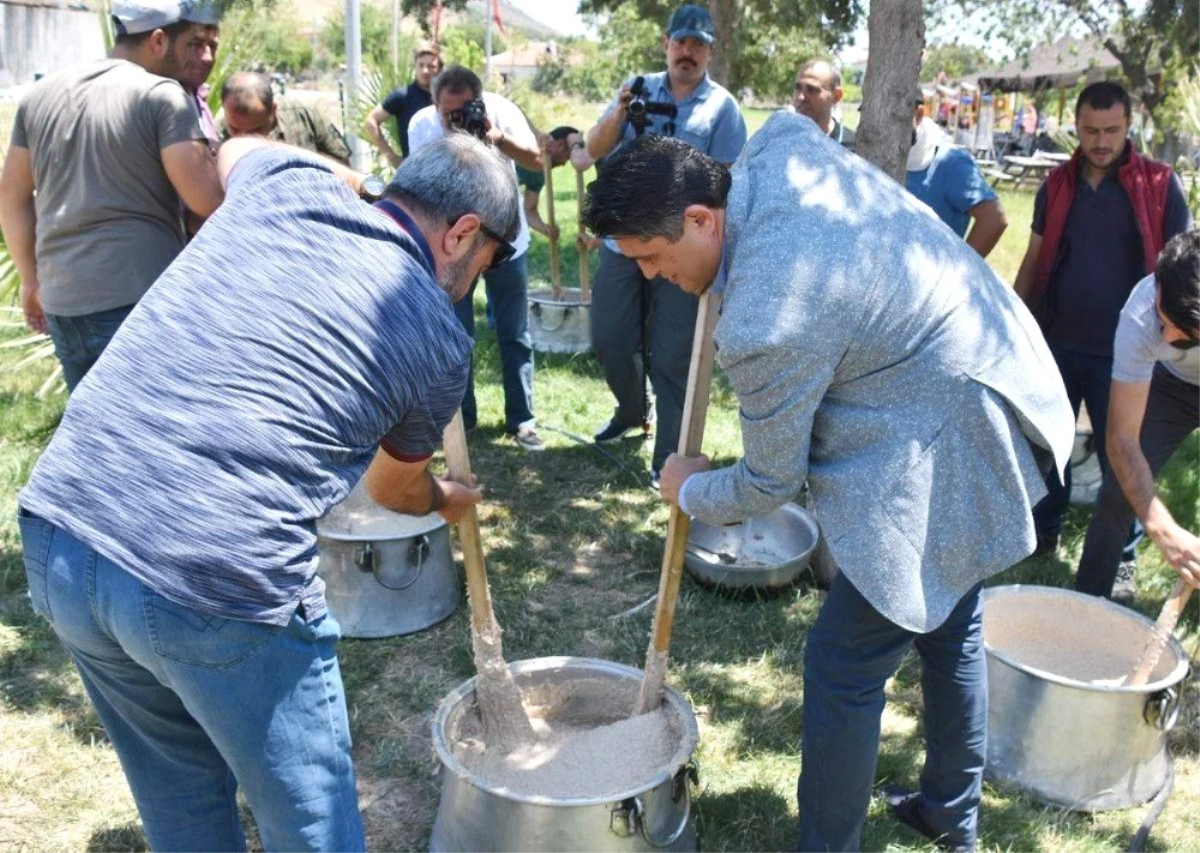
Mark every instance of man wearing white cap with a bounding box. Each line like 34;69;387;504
0;0;224;390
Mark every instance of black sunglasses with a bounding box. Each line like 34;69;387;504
477;221;516;270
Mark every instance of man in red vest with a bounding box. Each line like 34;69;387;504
1013;81;1191;593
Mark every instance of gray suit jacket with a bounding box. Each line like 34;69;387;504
685;112;1075;633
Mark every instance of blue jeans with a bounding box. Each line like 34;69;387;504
1077;365;1198;597
1033;345;1138;560
17;510;364;853
798;573;986;852
44;304;136;391
452;253;535;433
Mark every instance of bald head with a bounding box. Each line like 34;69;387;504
793;58;843;133
221;71;276;137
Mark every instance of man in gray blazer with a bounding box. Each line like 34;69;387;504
583;116;1074;852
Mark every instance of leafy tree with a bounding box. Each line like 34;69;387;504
933;0;1198;129
320;4;395;72
579;0;862;90
921;42;988;80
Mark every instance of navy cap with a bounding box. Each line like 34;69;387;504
111;0;183;35
181;0;220;25
667;4;714;45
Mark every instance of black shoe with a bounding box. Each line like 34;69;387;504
1033;531;1059;558
1112;559;1138;604
594;417;640;444
880;786;976;852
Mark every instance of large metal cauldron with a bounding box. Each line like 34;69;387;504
684;503;820;590
316;487;460;638
983;585;1189;810
528;288;591;354
430;657;699;852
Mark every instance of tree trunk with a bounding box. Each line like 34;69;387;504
856;0;925;182
707;0;735;90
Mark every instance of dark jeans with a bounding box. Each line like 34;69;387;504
1033;344;1137;560
798;573;986;852
452;253;535;433
590;247;698;471
44;304;136;391
1077;365;1199;597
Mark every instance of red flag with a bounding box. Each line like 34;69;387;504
491;0;505;34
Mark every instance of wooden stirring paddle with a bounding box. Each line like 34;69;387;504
442;411;537;748
1128;579;1194;686
633;290;721;716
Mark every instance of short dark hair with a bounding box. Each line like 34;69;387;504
113;18;191;48
432;64;482;102
582;134;731;241
1076;81;1131;121
1156;230;1200;338
548;125;579;141
221;71;274;112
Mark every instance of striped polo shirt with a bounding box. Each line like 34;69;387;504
19;148;471;625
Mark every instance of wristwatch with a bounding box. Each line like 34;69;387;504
359;174;386;201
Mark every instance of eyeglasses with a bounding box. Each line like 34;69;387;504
447;216;515;270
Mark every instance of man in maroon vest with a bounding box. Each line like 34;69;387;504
1014;81;1191;591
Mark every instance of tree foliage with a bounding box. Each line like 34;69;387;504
320;4;397;71
933;0;1199;125
920;42;988;80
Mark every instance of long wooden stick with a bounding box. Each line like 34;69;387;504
575;169;590;302
1129;579;1193;686
634;291;721;715
543;151;561;294
442;411;536;747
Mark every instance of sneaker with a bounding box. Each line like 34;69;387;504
1112;559;1138;604
510;425;545;452
880;786;976;852
1033;531;1059;558
648;467;661;493
594;417;640;444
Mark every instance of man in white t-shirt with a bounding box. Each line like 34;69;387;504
1077;229;1200;602
407;65;545;450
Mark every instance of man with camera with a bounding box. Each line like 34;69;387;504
584;3;746;485
407;65;547;450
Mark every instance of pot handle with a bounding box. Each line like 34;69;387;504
529;301;573;332
355;536;429;591
634;761;698;849
1144;686;1181;732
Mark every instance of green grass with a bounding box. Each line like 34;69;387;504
0;98;1197;852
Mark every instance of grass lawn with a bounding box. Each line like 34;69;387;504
1;103;1197;851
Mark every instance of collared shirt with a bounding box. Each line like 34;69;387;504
1113;275;1199;386
19;148;471;626
599;71;747;251
381;80;433;158
219;101;352;164
828;119;856;150
1032;147;1192;357
905;142;997;237
407;91;537;257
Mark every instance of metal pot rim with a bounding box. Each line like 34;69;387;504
528;287;592;308
685;502;820;587
431;656;700;806
316;511;446;543
981;584;1189;693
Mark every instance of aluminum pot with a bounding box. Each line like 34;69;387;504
528;288;591;354
684;502;820;590
430;656;699;852
1069;429;1102;506
316;496;460;639
983;585;1189;811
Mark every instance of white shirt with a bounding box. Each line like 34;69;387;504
1112;274;1199;386
406;91;534;258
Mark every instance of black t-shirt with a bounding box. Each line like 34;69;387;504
381;81;433;158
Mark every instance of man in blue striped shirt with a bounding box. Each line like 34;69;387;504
16;133;518;852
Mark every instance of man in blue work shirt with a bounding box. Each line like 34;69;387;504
584;3;746;487
905;91;1008;258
